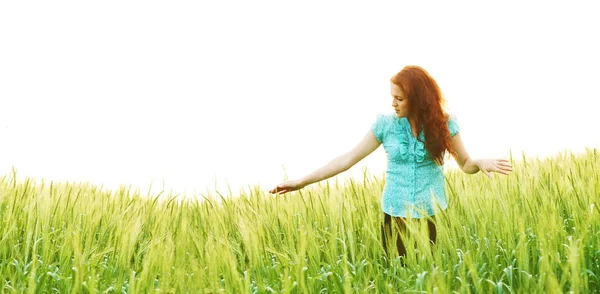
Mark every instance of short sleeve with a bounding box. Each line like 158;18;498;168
448;115;460;137
370;113;385;143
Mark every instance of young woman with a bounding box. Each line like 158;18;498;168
269;65;513;259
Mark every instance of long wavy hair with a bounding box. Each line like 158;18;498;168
391;66;456;165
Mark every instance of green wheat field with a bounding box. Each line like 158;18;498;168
0;149;598;293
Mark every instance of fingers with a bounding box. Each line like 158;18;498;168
494;168;511;175
497;161;513;168
482;159;512;177
269;188;283;194
491;164;509;175
494;160;513;174
481;159;512;177
269;185;290;195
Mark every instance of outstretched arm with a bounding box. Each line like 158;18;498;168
269;130;382;194
450;133;513;177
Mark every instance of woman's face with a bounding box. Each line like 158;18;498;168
390;82;409;118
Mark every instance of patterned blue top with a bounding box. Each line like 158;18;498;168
371;113;460;218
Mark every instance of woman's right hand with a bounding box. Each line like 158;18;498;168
269;179;305;195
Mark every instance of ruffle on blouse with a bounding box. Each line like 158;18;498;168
414;139;427;162
395;118;427;162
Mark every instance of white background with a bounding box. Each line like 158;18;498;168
1;1;598;197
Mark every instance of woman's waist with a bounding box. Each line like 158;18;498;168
383;181;446;194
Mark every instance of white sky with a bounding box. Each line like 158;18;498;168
1;1;599;197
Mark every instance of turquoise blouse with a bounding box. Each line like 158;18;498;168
370;113;460;218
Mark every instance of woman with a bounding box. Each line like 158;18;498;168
269;65;513;260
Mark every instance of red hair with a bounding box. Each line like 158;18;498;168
391;66;455;165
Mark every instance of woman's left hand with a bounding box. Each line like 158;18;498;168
476;159;513;178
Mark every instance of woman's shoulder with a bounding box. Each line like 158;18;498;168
446;113;460;136
371;112;399;142
447;113;458;121
374;112;398;124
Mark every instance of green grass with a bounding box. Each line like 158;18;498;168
0;148;599;293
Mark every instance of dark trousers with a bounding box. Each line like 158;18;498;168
381;213;437;258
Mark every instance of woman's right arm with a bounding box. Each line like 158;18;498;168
269;130;381;194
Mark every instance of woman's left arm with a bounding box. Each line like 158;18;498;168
450;133;513;177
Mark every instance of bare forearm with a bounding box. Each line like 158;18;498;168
300;155;351;187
